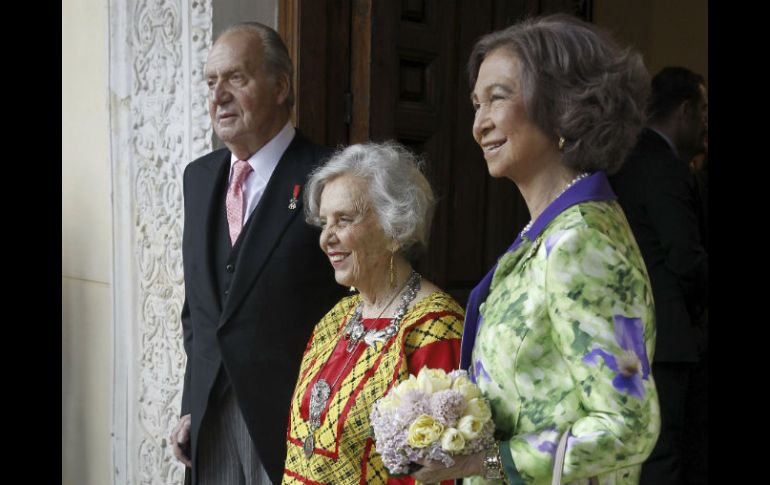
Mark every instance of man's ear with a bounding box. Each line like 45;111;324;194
678;99;694;120
275;73;291;105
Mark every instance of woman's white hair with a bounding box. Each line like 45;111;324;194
305;141;436;258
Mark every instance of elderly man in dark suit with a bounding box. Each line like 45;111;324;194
169;22;345;485
610;66;708;485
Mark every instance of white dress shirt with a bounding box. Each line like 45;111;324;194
228;121;296;225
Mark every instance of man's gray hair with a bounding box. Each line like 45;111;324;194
220;22;295;108
305;142;436;258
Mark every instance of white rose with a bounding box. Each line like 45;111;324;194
377;391;401;411
451;375;481;400
465;398;492;422
416;368;452;394
397;374;420;394
439;427;466;453
457;415;484;440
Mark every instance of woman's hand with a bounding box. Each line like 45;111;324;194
410;450;485;483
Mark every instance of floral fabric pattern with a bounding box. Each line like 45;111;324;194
583;315;651;400
467;201;660;485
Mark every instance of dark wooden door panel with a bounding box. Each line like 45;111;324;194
283;0;594;306
280;0;351;148
447;0;498;304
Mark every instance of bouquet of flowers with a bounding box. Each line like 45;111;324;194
369;368;495;475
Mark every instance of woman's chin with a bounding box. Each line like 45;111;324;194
485;159;510;179
334;272;354;288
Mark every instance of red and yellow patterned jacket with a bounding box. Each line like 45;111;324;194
283;292;464;485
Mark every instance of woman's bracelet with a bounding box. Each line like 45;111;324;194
482;440;507;482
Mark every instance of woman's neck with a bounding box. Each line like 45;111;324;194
359;258;413;317
517;162;581;224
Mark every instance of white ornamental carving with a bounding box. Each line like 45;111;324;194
111;1;212;484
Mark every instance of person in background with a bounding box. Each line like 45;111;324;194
690;130;708;252
169;22;346;485
610;66;708;485
411;14;660;484
282;142;464;485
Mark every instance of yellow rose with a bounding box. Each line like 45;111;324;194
396;374;420;394
457;415;484;440
465;398;492;422
407;414;444;448
451;375;481;400
439;427;466;453
416;368;452;394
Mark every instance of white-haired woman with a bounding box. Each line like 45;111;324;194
282;142;464;485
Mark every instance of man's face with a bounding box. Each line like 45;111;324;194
204;31;288;158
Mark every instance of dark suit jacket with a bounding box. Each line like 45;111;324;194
180;131;346;484
609;128;708;362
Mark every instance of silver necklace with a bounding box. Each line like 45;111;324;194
303;270;421;459
303;342;359;459
520;172;589;237
344;271;421;352
342;284;401;352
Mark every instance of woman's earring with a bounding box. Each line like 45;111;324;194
389;251;396;288
558;136;566;151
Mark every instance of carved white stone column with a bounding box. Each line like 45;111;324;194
109;1;212;483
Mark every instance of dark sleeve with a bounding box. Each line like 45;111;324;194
181;298;192;416
180;165;193;416
647;163;708;303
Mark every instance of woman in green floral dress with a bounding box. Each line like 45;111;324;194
412;14;660;485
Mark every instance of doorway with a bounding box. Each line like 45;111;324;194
280;0;592;304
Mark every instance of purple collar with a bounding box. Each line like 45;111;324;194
460;171;616;371
520;171;616;242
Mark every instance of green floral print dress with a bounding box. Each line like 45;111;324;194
463;173;660;485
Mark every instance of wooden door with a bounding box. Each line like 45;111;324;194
281;0;592;305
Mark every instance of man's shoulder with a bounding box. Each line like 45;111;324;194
285;131;331;168
186;147;230;174
632;130;680;164
615;131;681;181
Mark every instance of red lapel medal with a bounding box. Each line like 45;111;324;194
288;184;300;210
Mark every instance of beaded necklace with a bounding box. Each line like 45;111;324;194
520;172;589;237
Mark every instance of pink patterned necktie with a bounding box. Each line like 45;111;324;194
226;160;253;245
